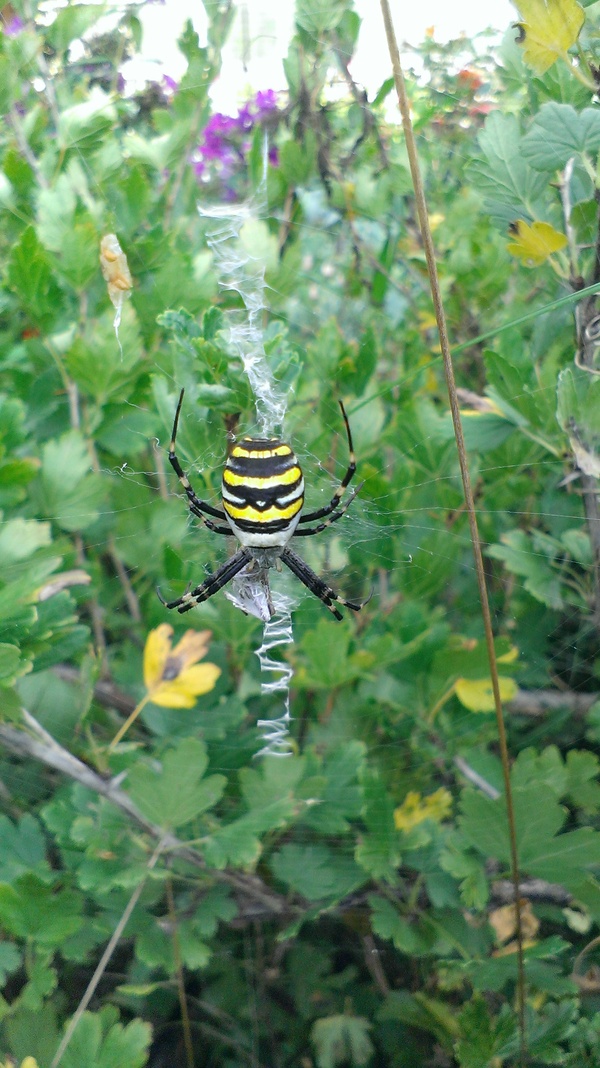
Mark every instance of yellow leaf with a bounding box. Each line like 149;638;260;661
489;900;539;944
497;644;519;664
454;676;518;713
394;788;452;832
507;220;567;266
514;0;585;73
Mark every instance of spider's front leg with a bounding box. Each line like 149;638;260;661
169;389;228;526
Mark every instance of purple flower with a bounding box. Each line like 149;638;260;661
255;89;278;115
268;144;279;167
162;74;178;93
191;91;280;187
204;113;237;136
200;132;226;160
3;14;24;36
236;103;255;131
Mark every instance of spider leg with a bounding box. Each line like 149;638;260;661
188;503;233;536
169;388;227;522
280;546;364;621
158;548;252;614
298;400;357;524
293;483;363;537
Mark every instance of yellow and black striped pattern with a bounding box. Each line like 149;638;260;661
221;437;305;547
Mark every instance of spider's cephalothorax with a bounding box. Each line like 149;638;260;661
159;390;366;620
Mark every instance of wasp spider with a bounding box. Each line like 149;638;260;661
160;390;366;620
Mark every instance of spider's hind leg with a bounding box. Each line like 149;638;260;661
280;546;365;621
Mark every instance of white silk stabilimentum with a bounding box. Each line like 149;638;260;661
198;139;295;757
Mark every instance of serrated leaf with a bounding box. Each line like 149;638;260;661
514;0;585;74
296;0;347;34
487;529;563;608
0;875;83;944
302;741;365;834
127;737;225;828
522;103;600;171
471;113;547;226
0;814;52;884
355;772;400;882
7;226;62;325
0;518;51;566
0;941;21;985
271;843;364;902
58;88;116;152
506;219;567;266
456;998;515;1068
59;1010;151;1068
311;1013;373;1068
370;896;422;954
459;781;600;892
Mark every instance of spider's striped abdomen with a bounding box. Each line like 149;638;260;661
222;438;305;548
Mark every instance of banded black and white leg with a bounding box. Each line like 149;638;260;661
280;546;364;621
296;401;358;532
159;548;253;614
168;388;231;536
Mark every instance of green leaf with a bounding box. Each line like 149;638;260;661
127;737;226;828
58;88;116;153
522;103;600;172
271;842;364;902
487;529;563;609
35;431;106;533
557;366;600;473
311;1013;374;1068
59;1009;151;1068
298;621;361;689
296;0;348;34
455;998;515;1068
380;990;460;1047
0;875;83;944
471;113;546;226
239;754;304;812
7;226;62;325
302;741;365;834
0;941;21;985
0;814;52;884
280;135;317;186
0;643;30;686
21;952;57;1010
355;771;400;882
0;517;51;566
44;4;104;52
459;781;600;892
369;896;424;954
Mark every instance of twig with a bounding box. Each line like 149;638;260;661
508;687;597;718
491;879;573;907
362;933;390;996
453;755;500;800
